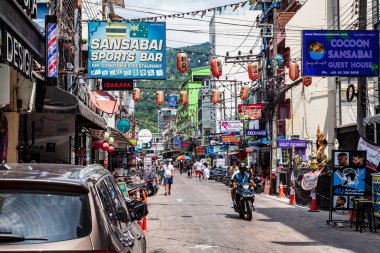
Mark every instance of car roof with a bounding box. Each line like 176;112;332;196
0;163;111;191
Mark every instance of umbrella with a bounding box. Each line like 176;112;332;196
176;155;191;161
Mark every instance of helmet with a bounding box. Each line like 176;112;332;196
238;163;247;171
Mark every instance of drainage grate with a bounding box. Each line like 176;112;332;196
149;218;159;220
181;215;193;218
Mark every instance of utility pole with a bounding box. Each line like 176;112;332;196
270;3;278;173
234;80;238;120
357;0;367;137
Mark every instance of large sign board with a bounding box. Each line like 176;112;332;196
88;22;166;79
221;135;241;143
246;129;266;137
220;120;241;133
238;104;264;120
331;150;367;210
302;30;379;77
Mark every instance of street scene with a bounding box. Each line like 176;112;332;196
1;0;380;253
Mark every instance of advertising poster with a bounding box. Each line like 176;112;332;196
167;95;178;108
238;104;264;120
302;30;379;77
173;136;182;148
220;120;241;133
221;135;241;143
245;129;267;137
136;140;143;150
372;173;380;217
88;22;166;79
331;150;366;210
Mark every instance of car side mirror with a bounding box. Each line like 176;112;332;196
131;201;148;221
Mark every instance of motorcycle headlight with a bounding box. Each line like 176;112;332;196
243;184;249;190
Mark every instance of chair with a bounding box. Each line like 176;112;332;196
352;199;377;233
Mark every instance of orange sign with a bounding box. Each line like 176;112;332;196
222;135;241;143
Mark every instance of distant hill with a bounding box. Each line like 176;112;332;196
134;42;210;133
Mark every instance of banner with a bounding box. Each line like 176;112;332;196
167;95;178;108
238;104;264;120
331;150;367;210
277;140;307;149
220;120;241;133
221;135;241;143
372;173;380;217
301;169;322;191
88;22;166;79
246;129;266;137
357;137;380;166
102;79;133;90
173;136;182;148
302;30;379;77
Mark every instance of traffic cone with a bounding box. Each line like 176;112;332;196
289;187;296;205
278;181;285;198
142;216;147;233
309;188;319;212
137;220;143;229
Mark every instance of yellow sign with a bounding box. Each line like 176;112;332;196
130;139;137;146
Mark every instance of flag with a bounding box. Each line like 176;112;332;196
106;23;127;37
233;4;239;12
129;24;149;38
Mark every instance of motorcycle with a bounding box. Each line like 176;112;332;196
143;179;159;196
253;175;264;194
234;183;255;221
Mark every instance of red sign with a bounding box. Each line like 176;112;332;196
238;104;264;120
102;79;133;91
196;147;206;156
221;135;241;143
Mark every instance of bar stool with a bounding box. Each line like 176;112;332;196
356;200;376;233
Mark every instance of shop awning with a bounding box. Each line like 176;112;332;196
89;90;119;115
109;128;134;146
364;113;380;125
35;86;106;129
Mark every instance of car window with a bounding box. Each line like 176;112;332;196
0;190;91;244
96;177;130;230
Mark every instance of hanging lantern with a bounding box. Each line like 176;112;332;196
179;91;188;105
107;146;115;153
102;142;109;151
240;84;249;100
116;119;131;133
289;61;299;81
102;131;110;141
177;51;188;73
92;140;103;149
302;76;312;87
108;137;115;145
248;62;260;81
133;88;141;101
211;89;221;104
211;57;222;78
155;91;164;105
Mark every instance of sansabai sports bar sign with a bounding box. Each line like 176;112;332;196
88;22;166;79
302;30;379;77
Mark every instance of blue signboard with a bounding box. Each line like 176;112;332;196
246;129;267;137
302;30;379;77
167;95;177;108
173;136;182;148
88;22;166;79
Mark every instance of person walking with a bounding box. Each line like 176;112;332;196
203;163;210;181
195;160;203;181
187;161;193;178
157;161;164;185
179;160;184;175
163;159;174;195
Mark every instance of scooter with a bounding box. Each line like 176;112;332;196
234;183;255;221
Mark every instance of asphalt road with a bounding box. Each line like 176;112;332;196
145;171;380;253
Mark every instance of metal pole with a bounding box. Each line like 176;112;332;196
271;5;278;174
234;80;238;120
357;0;367;137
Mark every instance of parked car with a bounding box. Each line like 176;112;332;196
0;163;147;252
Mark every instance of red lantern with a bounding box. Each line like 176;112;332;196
211;57;222;78
102;142;109;151
240;84;249;100
303;76;312;87
177;51;188;73
211;89;221;104
248;62;260;81
133;88;141;102
289;61;299;81
92;140;102;149
180;91;188;105
107;146;115;153
155;91;164;105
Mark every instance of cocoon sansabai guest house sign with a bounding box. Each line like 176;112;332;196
102;79;133;91
302;30;379;77
88;22;166;79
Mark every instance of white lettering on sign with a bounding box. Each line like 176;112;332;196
90;38;163;51
4;31;33;78
17;0;37;18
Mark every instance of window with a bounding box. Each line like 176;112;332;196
0;190;91;244
97;176;131;230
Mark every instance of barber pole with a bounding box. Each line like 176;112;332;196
45;15;58;86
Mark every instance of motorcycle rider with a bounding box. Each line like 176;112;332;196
231;163;256;208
